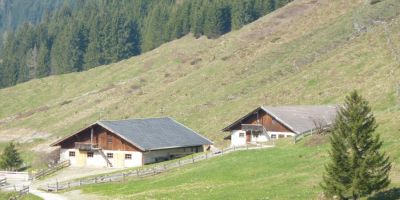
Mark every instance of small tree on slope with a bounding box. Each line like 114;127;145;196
321;91;391;200
0;142;23;171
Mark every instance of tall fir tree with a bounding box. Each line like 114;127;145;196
0;142;23;171
321;91;391;200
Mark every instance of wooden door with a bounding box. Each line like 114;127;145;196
246;132;251;142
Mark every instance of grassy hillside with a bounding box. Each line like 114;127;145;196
77;137;399;200
0;0;399;185
0;0;399;198
81;140;329;199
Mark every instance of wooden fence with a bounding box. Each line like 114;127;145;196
46;143;274;192
34;160;70;180
7;185;29;200
0;177;6;187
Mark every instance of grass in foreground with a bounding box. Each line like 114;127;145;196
0;192;42;200
80;139;329;199
79;130;399;200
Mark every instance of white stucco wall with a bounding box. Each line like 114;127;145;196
229;130;296;147
230;130;247;147
268;131;295;139
60;148;142;168
142;147;202;164
60;147;204;168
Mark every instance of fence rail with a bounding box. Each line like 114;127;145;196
0;177;6;186
7;185;29;200
46;143;274;192
34;160;70;180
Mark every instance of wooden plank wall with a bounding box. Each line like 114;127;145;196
59;125;141;152
232;110;291;132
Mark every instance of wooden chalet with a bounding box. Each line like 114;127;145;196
51;117;213;168
222;105;338;146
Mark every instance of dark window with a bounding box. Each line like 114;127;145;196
286;135;292;138
278;134;285;138
107;135;113;144
69;151;75;157
107;153;113;158
239;133;244;137
271;134;277;139
87;152;94;158
125;154;132;159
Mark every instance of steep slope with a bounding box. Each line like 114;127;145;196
0;0;399;168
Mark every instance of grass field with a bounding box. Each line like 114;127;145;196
0;0;399;198
78;133;399;200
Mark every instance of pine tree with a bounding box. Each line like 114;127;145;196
0;142;23;171
321;91;391;200
36;42;51;77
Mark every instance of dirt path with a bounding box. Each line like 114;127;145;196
33;167;122;189
27;167;121;200
30;188;68;200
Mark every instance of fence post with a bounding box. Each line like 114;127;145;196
95;177;97;183
122;173;125;181
205;153;208;159
56;180;58;192
79;179;82;186
68;182;70;189
178;160;181;167
222;149;224;155
136;169;139;177
192;155;194;163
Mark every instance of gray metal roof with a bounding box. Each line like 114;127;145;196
97;117;213;151
223;105;338;134
261;105;338;134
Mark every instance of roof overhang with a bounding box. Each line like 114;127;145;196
50;121;146;151
221;106;297;133
50;123;97;147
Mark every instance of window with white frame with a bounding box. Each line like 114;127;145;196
239;132;244;137
271;134;277;139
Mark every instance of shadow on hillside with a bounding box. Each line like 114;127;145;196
367;188;400;200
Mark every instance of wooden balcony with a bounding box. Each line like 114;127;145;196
241;124;264;132
74;142;98;151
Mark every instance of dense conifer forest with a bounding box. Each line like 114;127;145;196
0;0;292;88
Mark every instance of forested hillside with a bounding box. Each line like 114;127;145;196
0;0;66;30
0;0;67;46
0;0;292;88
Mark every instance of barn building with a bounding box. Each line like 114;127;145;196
222;105;338;147
51;117;213;168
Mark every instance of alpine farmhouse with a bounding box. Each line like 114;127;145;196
51;117;213;168
223;105;338;147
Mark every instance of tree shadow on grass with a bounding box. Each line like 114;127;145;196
367;187;400;200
